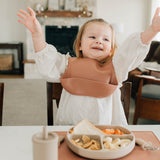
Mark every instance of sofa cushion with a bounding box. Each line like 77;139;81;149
142;84;160;99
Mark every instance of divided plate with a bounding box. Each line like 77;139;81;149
66;125;135;159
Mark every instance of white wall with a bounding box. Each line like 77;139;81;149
96;0;150;44
0;0;27;58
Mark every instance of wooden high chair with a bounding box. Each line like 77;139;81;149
47;81;132;125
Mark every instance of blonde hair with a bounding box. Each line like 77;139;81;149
73;18;117;61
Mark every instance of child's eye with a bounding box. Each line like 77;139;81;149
104;38;109;41
89;36;95;39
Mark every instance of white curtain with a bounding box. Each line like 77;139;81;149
150;0;160;41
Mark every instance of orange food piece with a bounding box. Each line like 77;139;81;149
103;129;115;135
114;129;124;135
102;129;124;135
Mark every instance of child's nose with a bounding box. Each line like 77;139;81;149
96;39;102;44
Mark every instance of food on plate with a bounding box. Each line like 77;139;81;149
103;137;131;150
69;119;105;135
82;135;90;144
67;120;135;159
103;129;124;135
71;135;101;150
69;119;125;135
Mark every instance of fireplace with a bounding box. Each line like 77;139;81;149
45;25;79;57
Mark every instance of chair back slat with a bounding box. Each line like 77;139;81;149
0;83;4;126
120;82;132;123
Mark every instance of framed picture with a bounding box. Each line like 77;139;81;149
48;0;59;11
65;0;76;11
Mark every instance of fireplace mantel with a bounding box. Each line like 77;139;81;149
36;10;93;18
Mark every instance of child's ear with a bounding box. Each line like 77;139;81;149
109;49;113;56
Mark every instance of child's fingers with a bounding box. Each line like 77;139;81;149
17;19;25;25
27;7;35;17
17;13;25;20
19;9;30;17
153;7;160;19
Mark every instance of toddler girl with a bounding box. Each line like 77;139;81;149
17;7;160;125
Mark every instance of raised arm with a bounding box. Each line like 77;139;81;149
141;8;160;45
17;7;46;52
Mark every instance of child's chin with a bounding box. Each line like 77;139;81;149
94;56;107;61
92;57;104;62
85;54;106;61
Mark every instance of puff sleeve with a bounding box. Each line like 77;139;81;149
34;44;70;81
113;33;150;83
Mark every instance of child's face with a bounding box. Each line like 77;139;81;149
80;22;112;61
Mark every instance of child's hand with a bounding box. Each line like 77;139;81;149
17;7;46;52
17;7;42;35
151;7;160;33
141;7;160;44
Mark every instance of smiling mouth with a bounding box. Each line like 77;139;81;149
92;47;103;51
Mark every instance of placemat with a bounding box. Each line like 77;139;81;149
56;131;160;160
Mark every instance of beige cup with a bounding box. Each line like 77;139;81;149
32;130;58;160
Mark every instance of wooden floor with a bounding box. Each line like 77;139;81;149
0;75;24;79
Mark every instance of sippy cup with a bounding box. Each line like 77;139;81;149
32;126;58;160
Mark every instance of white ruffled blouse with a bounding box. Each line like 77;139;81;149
34;33;150;126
